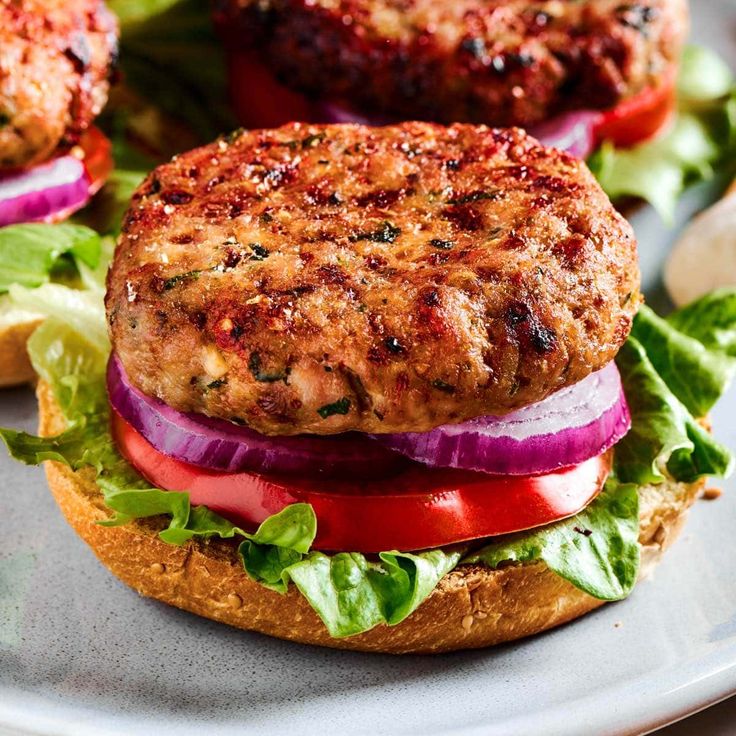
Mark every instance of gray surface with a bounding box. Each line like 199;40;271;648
2;2;736;734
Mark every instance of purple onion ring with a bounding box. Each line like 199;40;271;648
370;363;630;475
0;155;92;227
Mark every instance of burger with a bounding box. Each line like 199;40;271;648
213;0;686;148
212;0;736;219
0;0;117;224
2;121;734;653
0;0;118;386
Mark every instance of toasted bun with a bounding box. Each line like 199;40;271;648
0;318;41;388
38;380;704;654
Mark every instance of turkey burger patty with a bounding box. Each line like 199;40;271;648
106;122;639;436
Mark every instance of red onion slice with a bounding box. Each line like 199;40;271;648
107;355;407;478
371;363;630;475
528;110;603;159
0;155;92;227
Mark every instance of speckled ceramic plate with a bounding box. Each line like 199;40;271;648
2;4;736;735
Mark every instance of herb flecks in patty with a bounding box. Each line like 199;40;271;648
431;379;456;394
317;397;352;419
349;221;401;244
248;352;289;383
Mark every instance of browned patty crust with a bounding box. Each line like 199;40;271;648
0;0;118;171
107;122;640;436
213;0;688;127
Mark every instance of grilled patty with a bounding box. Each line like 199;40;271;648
0;0;118;171
107;122;639;435
214;0;687;127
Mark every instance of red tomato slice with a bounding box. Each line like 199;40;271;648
112;409;612;553
593;69;677;148
226;51;314;129
78;126;113;197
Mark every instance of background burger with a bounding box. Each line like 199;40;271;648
213;0;736;219
2;121;734;653
0;0;118;387
0;0;118;226
213;0;686;146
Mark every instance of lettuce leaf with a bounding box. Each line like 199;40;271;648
616;343;733;486
589;45;736;221
8;283;108;352
667;288;736;356
239;516;463;636
107;0;181;25
0;224;101;293
272;548;463;637
2;283;736;637
464;479;640;601
678;45;736;107
77;237;115;293
239;535;463;637
629;305;735;417
0;222;109;338
615;296;736;485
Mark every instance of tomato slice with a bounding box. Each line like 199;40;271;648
226;51;314;129
112;409;612;553
593;69;677;148
77;126;113;197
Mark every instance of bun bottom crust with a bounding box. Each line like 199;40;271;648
38;381;704;654
0;319;41;387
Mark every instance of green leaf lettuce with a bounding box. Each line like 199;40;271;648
0;222;111;338
615;301;735;485
107;0;235;141
0;223;101;294
464;479;640;601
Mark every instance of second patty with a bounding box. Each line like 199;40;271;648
214;0;688;127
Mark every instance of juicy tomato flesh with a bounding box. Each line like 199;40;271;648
227;49;676;150
112;409;612;553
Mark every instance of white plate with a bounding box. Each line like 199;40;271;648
2;3;736;735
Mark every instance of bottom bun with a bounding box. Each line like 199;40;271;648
38;380;705;654
0;318;41;387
